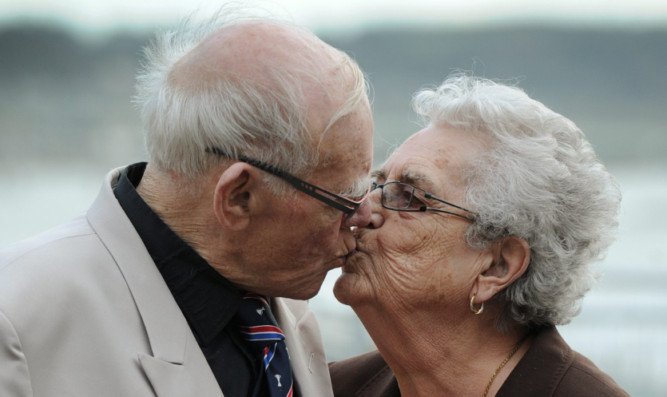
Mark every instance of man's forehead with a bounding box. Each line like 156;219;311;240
317;110;372;172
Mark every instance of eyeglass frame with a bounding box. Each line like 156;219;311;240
371;180;478;222
206;147;371;215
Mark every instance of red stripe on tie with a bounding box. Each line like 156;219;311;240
243;293;270;307
240;325;284;335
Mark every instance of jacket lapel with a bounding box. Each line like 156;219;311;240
274;297;334;397
87;167;223;397
138;354;195;397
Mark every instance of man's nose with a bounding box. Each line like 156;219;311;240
342;200;372;228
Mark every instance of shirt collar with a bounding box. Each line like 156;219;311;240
113;162;244;345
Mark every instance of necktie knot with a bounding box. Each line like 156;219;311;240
239;325;286;343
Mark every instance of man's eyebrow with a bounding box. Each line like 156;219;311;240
339;175;372;198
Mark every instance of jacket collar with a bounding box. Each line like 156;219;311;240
497;326;573;396
87;167;223;397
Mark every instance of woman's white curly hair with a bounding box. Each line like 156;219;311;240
413;74;621;329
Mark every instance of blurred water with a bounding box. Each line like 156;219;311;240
1;162;666;396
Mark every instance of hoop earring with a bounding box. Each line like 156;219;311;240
470;294;484;315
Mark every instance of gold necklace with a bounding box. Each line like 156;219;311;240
482;341;523;397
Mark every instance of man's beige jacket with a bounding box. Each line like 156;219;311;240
0;167;334;397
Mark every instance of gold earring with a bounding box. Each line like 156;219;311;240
470;294;484;315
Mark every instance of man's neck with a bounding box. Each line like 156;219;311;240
136;164;219;263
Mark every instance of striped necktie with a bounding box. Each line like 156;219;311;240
236;293;294;397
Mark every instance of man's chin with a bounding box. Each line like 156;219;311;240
279;274;328;301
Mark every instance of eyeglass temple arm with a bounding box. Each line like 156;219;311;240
206;147;357;214
240;158;359;212
416;206;476;222
423;192;479;217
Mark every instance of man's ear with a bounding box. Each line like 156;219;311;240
473;237;530;302
213;163;260;231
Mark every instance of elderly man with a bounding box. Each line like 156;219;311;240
0;10;373;397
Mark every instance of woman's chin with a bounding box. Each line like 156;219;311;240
333;271;362;306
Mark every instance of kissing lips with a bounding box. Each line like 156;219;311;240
341;245;363;273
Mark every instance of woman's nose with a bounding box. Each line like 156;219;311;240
342;190;384;229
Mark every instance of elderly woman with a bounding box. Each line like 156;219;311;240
330;75;628;396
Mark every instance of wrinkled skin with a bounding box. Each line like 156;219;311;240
334;124;490;317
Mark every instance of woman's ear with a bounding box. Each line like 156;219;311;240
473;237;530;303
213;163;259;231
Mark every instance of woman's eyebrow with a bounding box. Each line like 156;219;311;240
371;170;386;180
374;167;438;193
399;170;438;193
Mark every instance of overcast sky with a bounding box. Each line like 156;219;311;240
1;0;666;36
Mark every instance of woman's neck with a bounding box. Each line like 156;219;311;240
353;303;530;397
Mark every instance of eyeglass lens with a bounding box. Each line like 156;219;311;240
382;182;420;210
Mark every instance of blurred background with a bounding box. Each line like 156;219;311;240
1;1;665;395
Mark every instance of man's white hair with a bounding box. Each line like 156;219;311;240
133;7;368;194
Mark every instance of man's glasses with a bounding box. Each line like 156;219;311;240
207;147;371;215
371;181;478;222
